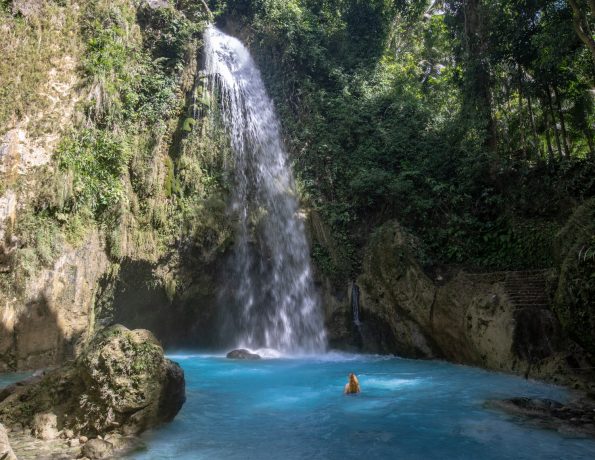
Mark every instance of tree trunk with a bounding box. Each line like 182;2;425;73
543;102;555;160
526;92;540;157
463;0;497;151
567;0;595;67
584;128;595;156
552;85;571;156
517;70;528;158
546;89;563;159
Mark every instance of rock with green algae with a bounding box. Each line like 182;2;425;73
0;325;185;444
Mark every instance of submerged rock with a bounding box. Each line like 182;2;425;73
226;349;262;360
486;397;595;437
0;325;185;445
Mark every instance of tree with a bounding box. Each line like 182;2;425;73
567;0;595;66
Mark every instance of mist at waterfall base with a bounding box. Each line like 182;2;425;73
204;26;325;354
119;353;595;460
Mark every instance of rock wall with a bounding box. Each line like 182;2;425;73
0;0;225;371
1;232;109;371
325;220;595;391
0;6;94;371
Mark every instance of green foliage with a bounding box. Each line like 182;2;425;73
214;0;595;277
554;199;595;354
80;0;189;128
0;211;64;298
57;129;130;217
164;156;176;198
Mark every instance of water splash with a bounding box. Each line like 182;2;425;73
204;26;326;354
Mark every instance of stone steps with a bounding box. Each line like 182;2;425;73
506;298;549;305
504;270;550;309
465;269;551;310
511;303;550;309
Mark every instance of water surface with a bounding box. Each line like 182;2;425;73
128;353;595;460
0;371;32;389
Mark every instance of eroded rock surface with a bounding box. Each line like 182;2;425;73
0;231;110;372
356;222;436;357
32;412;58;440
0;423;17;460
0;325;185;443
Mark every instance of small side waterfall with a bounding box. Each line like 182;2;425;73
204;26;326;353
351;282;361;327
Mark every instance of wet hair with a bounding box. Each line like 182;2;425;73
345;373;361;394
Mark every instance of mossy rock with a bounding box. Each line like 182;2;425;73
0;325;185;437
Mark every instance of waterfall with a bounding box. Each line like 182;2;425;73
351;282;361;326
204;26;326;354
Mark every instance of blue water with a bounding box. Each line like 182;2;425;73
0;371;32;388
124;353;595;460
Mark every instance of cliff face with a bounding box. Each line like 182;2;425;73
324;220;595;391
0;0;228;371
1;1;592;394
0;231;109;371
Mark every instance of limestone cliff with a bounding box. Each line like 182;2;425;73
324;220;595;391
0;0;229;371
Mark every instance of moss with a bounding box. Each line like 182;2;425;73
0;1;81;131
182;117;196;132
164;155;175;198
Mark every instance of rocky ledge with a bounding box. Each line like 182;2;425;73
486;397;595;438
0;325;185;458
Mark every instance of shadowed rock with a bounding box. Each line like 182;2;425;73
226;349;261;360
486;397;595;438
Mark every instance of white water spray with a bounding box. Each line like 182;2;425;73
204;26;326;354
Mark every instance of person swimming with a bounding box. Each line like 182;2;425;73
344;373;361;394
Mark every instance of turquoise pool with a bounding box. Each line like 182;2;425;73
127;353;595;459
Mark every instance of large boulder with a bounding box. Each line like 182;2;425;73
81;438;115;459
0;325;185;438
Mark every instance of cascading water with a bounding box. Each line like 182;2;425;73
204;26;326;354
351;282;361;327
